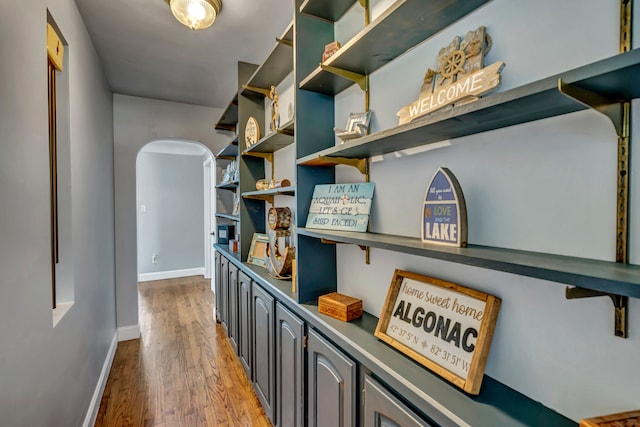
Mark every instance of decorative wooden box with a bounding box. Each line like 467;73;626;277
580;410;640;427
318;292;362;322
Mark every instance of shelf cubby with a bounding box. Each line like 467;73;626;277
299;0;356;22
242;186;296;203
215;136;239;159
299;0;490;95
243;119;295;154
214;95;238;132
241;22;294;100
299;48;640;165
216;181;239;190
215;213;240;222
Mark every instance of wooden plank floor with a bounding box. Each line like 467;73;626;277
95;276;271;427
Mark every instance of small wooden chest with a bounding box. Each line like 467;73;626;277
580;410;640;427
318;292;362;322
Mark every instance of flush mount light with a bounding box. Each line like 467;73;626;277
168;0;222;30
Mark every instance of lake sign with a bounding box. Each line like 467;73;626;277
306;183;375;232
422;168;467;247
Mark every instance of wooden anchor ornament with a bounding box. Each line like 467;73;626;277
266;207;295;279
397;26;504;125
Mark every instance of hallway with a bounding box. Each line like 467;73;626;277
95;276;271;426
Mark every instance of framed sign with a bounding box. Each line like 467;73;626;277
305;182;375;232
247;233;269;267
245;116;260;148
422;168;467;247
375;270;501;395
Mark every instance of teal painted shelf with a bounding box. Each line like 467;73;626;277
299;0;490;95
297;228;640;299
243;119;295;154
299;48;640;165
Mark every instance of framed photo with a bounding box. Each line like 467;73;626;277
247;233;269;267
375;270;501;395
334;111;371;143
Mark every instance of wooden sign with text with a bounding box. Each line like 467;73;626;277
375;270;501;394
306;183;375;232
397;26;504;125
422;168;467;247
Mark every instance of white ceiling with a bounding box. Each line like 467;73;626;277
74;0;294;108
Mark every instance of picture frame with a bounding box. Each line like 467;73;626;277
375;269;501;395
334;111;371;143
247;233;269;267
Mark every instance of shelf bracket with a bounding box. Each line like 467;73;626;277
242;85;272;97
314;156;368;175
215;123;236;132
276;37;293;48
243;194;274;204
558;81;631;264
319;64;368;92
565;287;628;338
321;238;367;252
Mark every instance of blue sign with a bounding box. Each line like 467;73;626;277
306;183;375;232
422;168;467;247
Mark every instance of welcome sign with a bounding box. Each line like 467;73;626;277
422;168;467;247
375;270;501;394
306;183;375;232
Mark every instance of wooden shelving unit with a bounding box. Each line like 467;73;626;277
299;0;490;95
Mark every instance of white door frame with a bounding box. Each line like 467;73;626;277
203;157;215;279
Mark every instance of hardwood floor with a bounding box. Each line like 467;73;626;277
95;276;271;427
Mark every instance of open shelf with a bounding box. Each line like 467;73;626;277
241;23;294;100
243;119;295;154
215;136;239;159
299;0;489;95
216;181;239;190
297;228;640;298
215;213;240;222
299;48;640;165
242;186;296;201
299;0;356;21
214;95;238;131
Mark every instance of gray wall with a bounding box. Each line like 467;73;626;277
113;94;231;329
331;0;640;421
0;0;116;425
137;152;205;274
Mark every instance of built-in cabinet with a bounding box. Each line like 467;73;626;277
227;263;239;354
306;328;356;427
208;0;640;424
252;282;276;424
363;375;432;427
275;302;305;427
238;271;253;377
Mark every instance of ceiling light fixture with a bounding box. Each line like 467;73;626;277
169;0;221;30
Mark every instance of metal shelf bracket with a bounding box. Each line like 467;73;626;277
319;64;368;92
313;156;368;175
242;85;272;97
276;37;293;47
565;287;628;338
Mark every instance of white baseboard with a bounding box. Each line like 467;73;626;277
117;323;140;342
83;332;117;427
138;267;205;282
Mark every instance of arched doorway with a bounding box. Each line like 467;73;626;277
135;139;215;284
